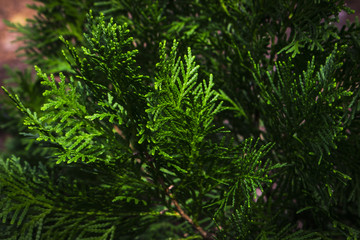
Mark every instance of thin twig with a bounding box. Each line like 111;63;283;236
145;152;212;239
169;190;211;239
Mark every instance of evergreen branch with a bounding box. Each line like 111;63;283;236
144;153;212;239
2;1;360;238
252;45;355;162
0;156;173;239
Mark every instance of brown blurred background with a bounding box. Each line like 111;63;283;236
0;0;38;79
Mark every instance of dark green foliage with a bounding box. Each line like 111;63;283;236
1;0;360;239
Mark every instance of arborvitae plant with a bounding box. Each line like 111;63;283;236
1;0;360;239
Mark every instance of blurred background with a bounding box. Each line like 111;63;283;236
0;0;38;79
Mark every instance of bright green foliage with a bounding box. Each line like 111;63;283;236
145;40;223;160
1;0;360;239
1;11;281;239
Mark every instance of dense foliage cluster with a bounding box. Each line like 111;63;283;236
1;0;360;239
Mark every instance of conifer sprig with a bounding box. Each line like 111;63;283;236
2;1;360;238
1;11;283;239
252;45;356;163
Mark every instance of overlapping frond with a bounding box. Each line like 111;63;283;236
144;40;224;163
138;40;283;238
2;1;359;238
0;156;174;239
2;11;152;164
252;45;356;163
3;71;127;164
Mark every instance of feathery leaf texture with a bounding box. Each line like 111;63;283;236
2;0;360;239
0;10;281;239
252;45;356;166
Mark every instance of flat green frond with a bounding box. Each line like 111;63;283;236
2;1;360;239
145;40;226;172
